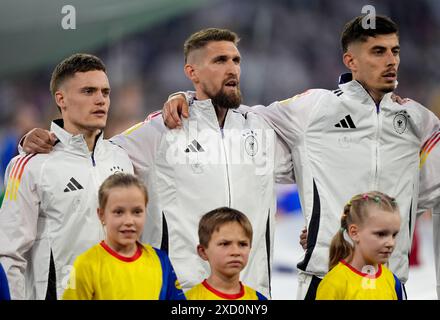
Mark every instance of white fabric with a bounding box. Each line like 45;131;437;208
111;99;294;298
253;74;440;284
0;120;134;299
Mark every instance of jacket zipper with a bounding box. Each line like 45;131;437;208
91;136;99;167
91;153;96;167
220;128;232;207
373;104;382;189
90;136;104;239
90;149;104;239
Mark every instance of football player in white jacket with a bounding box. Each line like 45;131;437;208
0;54;134;299
20;29;294;298
163;15;440;299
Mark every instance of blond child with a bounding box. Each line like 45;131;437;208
316;191;404;300
63;173;185;300
186;207;267;300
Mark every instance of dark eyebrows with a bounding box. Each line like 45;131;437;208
211;54;241;63
370;45;400;52
212;55;228;62
370;45;386;51
81;86;97;92
81;86;110;93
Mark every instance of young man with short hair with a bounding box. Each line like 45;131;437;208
163;15;440;299
0;53;133;299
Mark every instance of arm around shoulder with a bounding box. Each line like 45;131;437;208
251;89;326;147
110;118;164;177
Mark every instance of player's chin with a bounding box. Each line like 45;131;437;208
380;83;396;93
89;119;107;130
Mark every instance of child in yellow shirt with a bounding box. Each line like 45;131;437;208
63;173;185;300
186;207;266;300
316;191;403;300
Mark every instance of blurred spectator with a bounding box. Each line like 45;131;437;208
105;82;145;137
1;103;42;184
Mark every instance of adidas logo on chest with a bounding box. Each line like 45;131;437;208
64;177;84;192
334;114;356;129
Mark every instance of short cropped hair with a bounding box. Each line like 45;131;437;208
183;28;240;63
341;15;399;52
49;53;106;96
198;207;253;248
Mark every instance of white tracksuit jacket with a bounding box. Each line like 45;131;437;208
0;120;133;299
254;73;440;283
111;99;293;298
418;131;440;298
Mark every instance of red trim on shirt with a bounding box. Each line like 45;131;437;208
144;110;162;122
202;279;245;300
426;134;440;154
420;130;440;155
100;241;142;262
9;155;26;179
340;259;382;278
16;154;37;180
10;154;36;179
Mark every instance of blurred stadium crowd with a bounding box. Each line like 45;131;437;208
1;0;440;181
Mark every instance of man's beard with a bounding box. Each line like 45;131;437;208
210;86;242;110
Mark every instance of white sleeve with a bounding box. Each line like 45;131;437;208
418;130;440;213
110;118;163;180
16;135;26;156
250;89;325;148
418;106;440;144
0;155;40;300
419;130;440;299
274;135;295;184
433;208;440;299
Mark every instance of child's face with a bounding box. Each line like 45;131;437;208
352;209;401;266
200;222;251;278
99;186;146;251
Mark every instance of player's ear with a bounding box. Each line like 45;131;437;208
343;51;357;72
55;90;66;112
184;64;199;83
197;244;208;261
